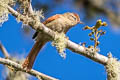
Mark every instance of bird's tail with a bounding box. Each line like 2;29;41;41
22;40;46;70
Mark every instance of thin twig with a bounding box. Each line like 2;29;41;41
0;42;10;58
0;57;58;80
0;42;57;80
94;29;98;49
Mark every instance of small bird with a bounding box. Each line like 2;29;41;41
22;12;82;70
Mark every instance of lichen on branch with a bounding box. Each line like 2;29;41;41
0;0;11;26
52;32;67;58
105;53;120;80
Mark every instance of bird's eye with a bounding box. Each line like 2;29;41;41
71;15;77;21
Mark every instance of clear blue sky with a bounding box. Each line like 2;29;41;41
0;0;120;80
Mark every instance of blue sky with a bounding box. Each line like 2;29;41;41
0;0;120;80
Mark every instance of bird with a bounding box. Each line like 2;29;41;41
22;12;82;70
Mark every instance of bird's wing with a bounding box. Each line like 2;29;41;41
43;14;61;24
32;14;61;39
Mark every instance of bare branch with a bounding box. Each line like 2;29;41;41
0;42;57;80
0;57;58;80
67;40;108;65
0;42;10;58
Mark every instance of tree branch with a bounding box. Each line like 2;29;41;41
7;5;108;65
0;57;58;80
67;40;108;65
0;42;10;58
0;41;58;80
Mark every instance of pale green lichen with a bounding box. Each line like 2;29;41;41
106;54;120;80
52;32;67;59
32;10;44;29
5;70;30;80
33;9;44;20
4;56;30;80
0;0;14;26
